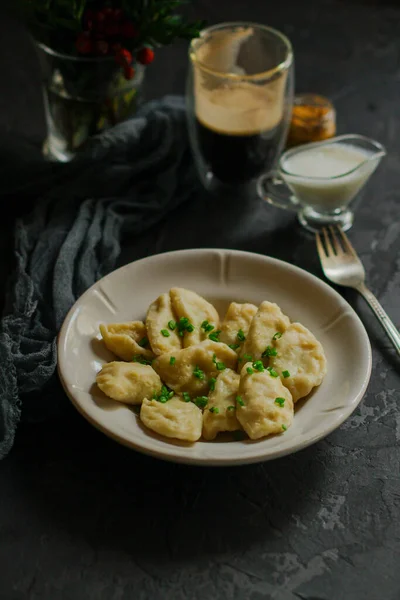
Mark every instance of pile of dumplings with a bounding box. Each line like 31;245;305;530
95;288;327;443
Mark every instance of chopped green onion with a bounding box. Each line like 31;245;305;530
153;385;174;403
201;320;215;333
228;343;240;350
132;354;153;366
243;353;253;362
227;405;235;411
246;367;254;375
273;332;283;340
194;396;208;409
168;320;176;330
282;370;290;378
209;377;217;391
170;356;176;366
216;362;226;371
177;317;194;336
212;353;217;364
138;336;149;348
275;397;285;407
183;392;191;403
252;360;264;372
282;424;287;431
237;329;246;342
209;406;220;414
236;395;245;407
261;345;278;358
267;367;279;378
193;365;205;380
208;330;221;342
161;329;170;337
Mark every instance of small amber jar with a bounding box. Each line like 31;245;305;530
286;94;336;148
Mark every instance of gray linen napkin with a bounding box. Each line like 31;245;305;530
0;96;198;459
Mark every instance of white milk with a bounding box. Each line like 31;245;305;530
281;143;380;211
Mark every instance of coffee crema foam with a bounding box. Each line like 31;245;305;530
195;81;285;137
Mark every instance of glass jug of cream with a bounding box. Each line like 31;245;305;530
258;134;386;231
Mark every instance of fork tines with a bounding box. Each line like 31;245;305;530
316;225;357;257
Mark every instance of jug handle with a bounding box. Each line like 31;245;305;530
257;172;301;212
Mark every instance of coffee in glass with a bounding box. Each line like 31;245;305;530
187;24;294;188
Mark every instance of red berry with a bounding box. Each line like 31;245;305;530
114;48;133;66
95;40;109;55
76;32;92;55
137;47;154;65
124;66;135;80
120;21;138;39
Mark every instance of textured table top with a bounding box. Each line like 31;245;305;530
1;1;400;599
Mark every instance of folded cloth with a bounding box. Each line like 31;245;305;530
0;96;198;459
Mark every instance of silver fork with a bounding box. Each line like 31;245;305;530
316;225;400;356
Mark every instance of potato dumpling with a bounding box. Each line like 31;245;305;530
270;322;327;402
146;292;182;356
170;287;220;347
202;368;241;441
140;396;202;442
96;361;161;405
99;321;154;362
239;301;290;368
219;302;258;351
236;363;293;439
152;340;238;397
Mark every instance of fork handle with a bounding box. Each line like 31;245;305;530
356;283;400;356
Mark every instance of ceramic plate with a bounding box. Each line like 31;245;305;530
57;249;371;466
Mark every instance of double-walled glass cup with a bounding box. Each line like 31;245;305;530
187;23;294;191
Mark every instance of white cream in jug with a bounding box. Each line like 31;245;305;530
282;143;380;210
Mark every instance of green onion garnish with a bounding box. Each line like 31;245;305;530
161;329;170;337
186;324;195;333
209;406;219;414
183;392;191;402
194;396;208;409
170;356;176;366
275;397;285;407
267;367;279;377
208;330;221;342
243;353;253;362
168;320;176;330
227;406;235;411
282;424;287;431
138;336;149;348
261;345;278;358
216;362;226;371
132;354;153;366
246;367;254;375
201;320;215;333
237;329;246;342
153;385;174;403
252;360;264;372
228;343;240;350
236;395;245;407
193;365;205;380
209;377;217;392
282;370;290;378
177;317;194;337
273;332;283;340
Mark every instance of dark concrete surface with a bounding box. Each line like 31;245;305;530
0;1;400;599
